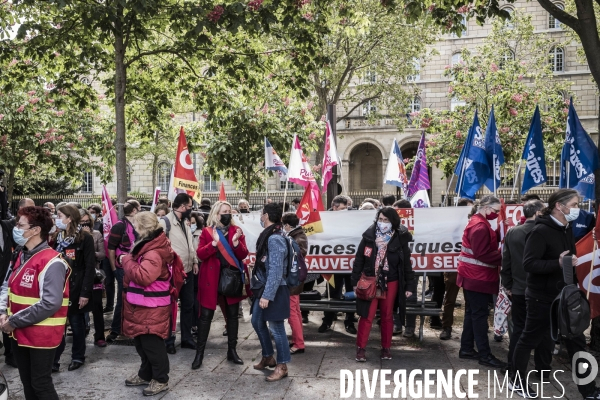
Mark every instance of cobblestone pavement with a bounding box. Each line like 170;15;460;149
1;294;594;399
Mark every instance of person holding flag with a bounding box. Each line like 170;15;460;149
455;111;491;200
484;107;504;195
384;139;409;194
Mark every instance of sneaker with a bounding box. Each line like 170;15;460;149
103;306;114;314
94;340;107;348
508;377;538;398
345;323;357;335
393;325;403;335
356;347;366;362
106;332;119;343
381;348;392;360
424;289;433;299
142;379;169;396
125;374;149;386
403;327;415;338
439;327;452;340
302;316;309;324
318;322;331;333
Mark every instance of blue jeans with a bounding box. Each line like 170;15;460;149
251;300;290;364
110;268;124;334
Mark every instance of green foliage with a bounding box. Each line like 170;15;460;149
13;178;78;196
411;12;571;179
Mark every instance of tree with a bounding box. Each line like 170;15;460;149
193;71;323;199
6;0;338;206
0;45;113;201
310;0;436;126
411;12;570;186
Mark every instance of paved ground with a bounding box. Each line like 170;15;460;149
0;287;595;400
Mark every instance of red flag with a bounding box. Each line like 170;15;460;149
219;182;226;201
576;231;600;318
173;126;201;201
296;185;323;236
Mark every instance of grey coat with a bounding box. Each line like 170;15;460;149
501;219;535;296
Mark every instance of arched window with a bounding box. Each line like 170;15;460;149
499;49;515;69
549;4;564;29
407;59;421;82
451;14;467;37
157;162;171;192
450;97;466;111
501;6;514;29
549;46;564;72
126;165;132;192
451;52;463;66
409;96;421;113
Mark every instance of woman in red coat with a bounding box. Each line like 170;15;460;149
120;212;175;397
192;201;249;370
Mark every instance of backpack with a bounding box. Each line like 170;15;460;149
161;216;171;237
550;255;591;341
169;252;186;301
284;235;308;295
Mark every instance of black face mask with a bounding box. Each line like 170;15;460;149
239;209;249;214
80;223;91;228
220;214;232;226
181;208;192;220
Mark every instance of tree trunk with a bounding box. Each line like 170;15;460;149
245;166;252;201
114;16;127;214
7;166;15;204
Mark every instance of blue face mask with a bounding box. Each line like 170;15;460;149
55;219;68;231
190;224;197;233
13;227;31;247
89;213;96;221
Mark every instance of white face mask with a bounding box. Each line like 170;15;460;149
377;221;392;233
561;204;580;222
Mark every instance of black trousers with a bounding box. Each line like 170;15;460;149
102;258;115;309
301;281;315;318
513;296;595;397
460;289;492;359
92;288;105;341
165;273;194;345
11;339;59;400
134;334;169;384
323;274;354;325
507;294;552;374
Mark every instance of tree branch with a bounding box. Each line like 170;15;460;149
336;94;382;122
537;0;580;32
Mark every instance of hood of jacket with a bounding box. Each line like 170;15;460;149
535;214;571;233
130;228;173;262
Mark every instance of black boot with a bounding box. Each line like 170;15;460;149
226;316;243;365
192;309;213;370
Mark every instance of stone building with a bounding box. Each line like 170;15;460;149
86;1;597;206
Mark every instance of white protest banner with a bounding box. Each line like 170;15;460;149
233;205;524;273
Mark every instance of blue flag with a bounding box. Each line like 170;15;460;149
560;99;599;188
456;111;490;200
574;173;595;200
521;106;547;194
454;124;472;177
484;106;505;192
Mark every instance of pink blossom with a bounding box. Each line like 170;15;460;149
261;103;269;114
511;94;523;103
563;108;569;114
208;5;224;23
68;143;74;149
58;135;64;140
309;132;317;140
448;86;454;93
39;139;47;145
444;65;451;70
47;83;56;89
490;63;499;72
455;131;462;138
53;52;60;57
564;98;571;106
44;150;51;156
403;158;410;164
24;59;32;65
16;105;25;113
457;5;469;13
283;97;290;107
202;113;208;119
55;23;62;29
520;61;526;66
307;101;314;110
27;90;36;96
301;108;307;116
133;118;139;125
170;113;175;118
56;110;64;117
420;118;431;128
60;154;67;160
311;165;320;172
78;135;83;141
428;4;435;12
320;115;326;122
24;150;29;155
500;126;510;133
35;133;41;138
32;107;37;112
97;94;106;100
248;0;263;12
518;74;523;81
8;59;18;67
302;12;313;20
99;162;105;167
509;108;518;116
409;111;420;118
28;97;40;104
0;114;3;121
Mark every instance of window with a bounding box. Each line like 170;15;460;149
549;46;564;72
126;165;132;192
499;49;514;69
549;4;564;29
407;59;421;82
501;7;514;29
451;15;467;37
364;70;376;84
362;100;377;116
203;175;217;192
157;162;171;192
409;96;421;113
279;179;296;190
450;97;466;111
82;171;93;193
451;53;463;66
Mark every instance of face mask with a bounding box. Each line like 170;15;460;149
239;209;249;214
190;224;197;233
55;219;68;231
260;214;266;228
220;214;232;226
486;212;498;221
49;225;56;235
89;213;96;221
13;227;32;247
561;204;580;222
377;221;392;232
181;208;192;220
81;222;91;228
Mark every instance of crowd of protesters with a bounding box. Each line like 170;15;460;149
0;189;599;399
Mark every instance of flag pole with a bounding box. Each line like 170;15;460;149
265;169;268;203
588;238;597;300
510;160;523;200
443;174;455;207
566;161;570;189
282;178;289;211
456;160;467;205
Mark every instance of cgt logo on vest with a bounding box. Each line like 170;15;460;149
20;268;36;288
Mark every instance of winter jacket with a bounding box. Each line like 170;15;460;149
91;230;105;269
522;214;578;303
196;225;249;310
121;228;174;339
351;224;416;321
159;212;198;273
501;220;535;296
287;226;308;258
0;220;13;284
56;232;96;315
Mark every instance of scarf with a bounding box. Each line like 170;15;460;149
254;224;282;274
55;225;81;253
374;228;393;292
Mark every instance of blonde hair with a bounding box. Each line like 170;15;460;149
207;201;236;227
134;211;161;240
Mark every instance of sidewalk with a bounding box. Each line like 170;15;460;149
1;300;592;399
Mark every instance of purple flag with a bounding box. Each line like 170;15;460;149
406;132;431;198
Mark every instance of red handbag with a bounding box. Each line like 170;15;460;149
355;273;377;301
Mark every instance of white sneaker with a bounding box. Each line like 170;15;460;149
508;378;538;398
